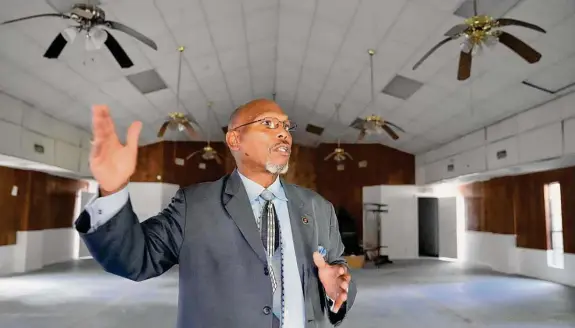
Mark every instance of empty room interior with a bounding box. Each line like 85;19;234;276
0;0;575;327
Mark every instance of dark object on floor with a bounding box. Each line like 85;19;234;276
372;255;393;267
336;206;362;255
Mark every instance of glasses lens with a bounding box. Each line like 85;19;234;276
285;120;296;131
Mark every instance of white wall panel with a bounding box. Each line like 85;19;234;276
443;156;458;179
564;118;575;155
0;92;25;125
517;98;562;134
20;129;55;165
487;116;518;142
54;140;81;172
49;120;83;148
0;120;22;157
487;136;519;170
79;149;91;177
518;122;563;164
559;92;575;120
438;197;457;259
458;146;486;175
563;118;575;155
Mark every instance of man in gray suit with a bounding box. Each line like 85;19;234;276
75;99;357;328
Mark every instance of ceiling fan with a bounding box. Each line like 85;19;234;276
186;102;222;165
352;114;405;141
186;143;223;165
157;112;198;139
0;0;157;68
353;49;405;141
412;0;546;80
324;139;353;163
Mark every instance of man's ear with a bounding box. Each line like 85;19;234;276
226;131;240;151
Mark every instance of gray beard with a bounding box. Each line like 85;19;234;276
266;162;289;175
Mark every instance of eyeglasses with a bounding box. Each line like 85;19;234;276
232;117;297;132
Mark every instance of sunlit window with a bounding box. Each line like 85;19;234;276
544;182;563;269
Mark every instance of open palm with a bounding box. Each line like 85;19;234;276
90;105;142;195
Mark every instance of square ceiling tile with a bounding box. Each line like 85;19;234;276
381;75;424;100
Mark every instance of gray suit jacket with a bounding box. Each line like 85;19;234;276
76;170;357;328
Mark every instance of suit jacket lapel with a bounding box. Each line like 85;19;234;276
282;180;316;288
222;170;267;263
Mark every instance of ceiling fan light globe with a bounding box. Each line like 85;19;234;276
472;43;482;56
484;34;499;47
62;27;77;42
85;27;107;50
460;38;473;53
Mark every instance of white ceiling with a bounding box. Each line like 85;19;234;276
0;0;574;154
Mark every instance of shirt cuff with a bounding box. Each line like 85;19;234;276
327;295;336;312
83;186;129;233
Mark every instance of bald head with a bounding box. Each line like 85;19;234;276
228;98;281;130
225;98;293;180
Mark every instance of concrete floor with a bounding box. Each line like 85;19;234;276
0;259;574;328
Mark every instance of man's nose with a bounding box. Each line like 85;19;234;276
276;128;288;140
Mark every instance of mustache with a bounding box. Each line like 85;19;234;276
269;141;291;153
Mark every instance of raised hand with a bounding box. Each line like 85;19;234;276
313;251;351;313
90;105;142;195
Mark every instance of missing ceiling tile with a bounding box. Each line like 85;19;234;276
305;124;324;136
126;69;168;94
381;75;423;100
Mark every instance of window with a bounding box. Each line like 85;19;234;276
544;182;564;269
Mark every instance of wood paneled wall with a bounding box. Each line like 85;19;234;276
0;166;87;246
460;166;575;253
131;141;415;233
315;143;414;233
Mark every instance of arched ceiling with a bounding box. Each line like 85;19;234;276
0;0;573;153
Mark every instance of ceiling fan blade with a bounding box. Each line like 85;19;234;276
105;21;158;50
214;153;223;165
181;121;198;138
413;37;455;70
1;13;68;25
344;152;354;160
324;152;336;161
186;150;202;161
357;130;366;142
382;125;400;140
384;121;405;133
157;121;169;138
444;24;468;37
457;51;472;80
496;18;546;34
497;31;542;64
103;31;133;68
43;33;68;59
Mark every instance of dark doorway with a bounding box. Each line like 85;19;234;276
418;197;439;257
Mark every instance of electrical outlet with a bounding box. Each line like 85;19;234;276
11;186;18;196
198;163;206;170
174;158;185;166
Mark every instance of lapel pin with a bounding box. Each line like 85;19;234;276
301;216;309;224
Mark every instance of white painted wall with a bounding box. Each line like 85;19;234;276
0;182;180;276
438;197;457;259
0;91;93;177
128;182;180;222
363;185;419;260
460;231;575;287
417;92;575;184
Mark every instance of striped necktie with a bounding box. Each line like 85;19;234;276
259;189;283;327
